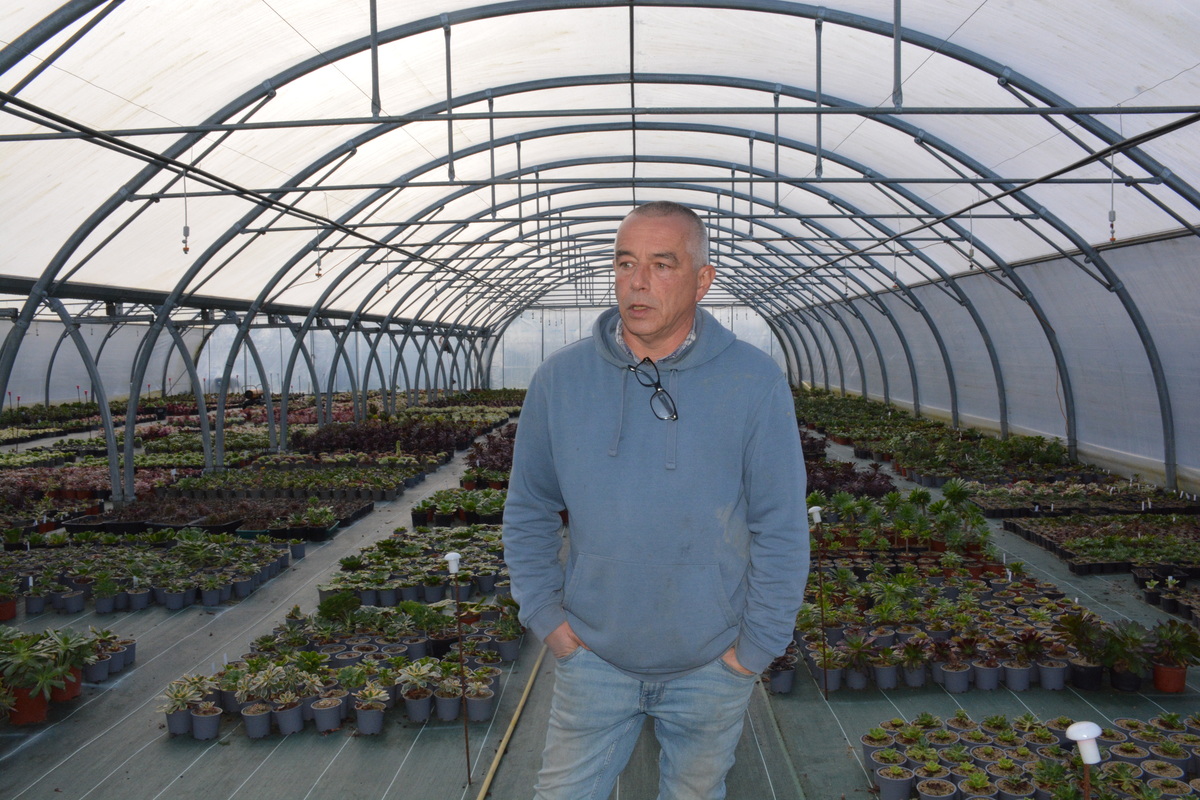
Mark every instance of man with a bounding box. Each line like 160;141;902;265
503;201;809;800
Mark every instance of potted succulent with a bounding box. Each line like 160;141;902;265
242;701;274;738
874;764;914;800
860;726;895;761
0;629;67;725
41;627;93;702
1053;611;1105;690
464;672;496;722
397;658;438;723
957;769;996;797
354;681;389;735
158;678;201;736
915;777;956;799
869;747;906;770
0;577;18;621
90;572;121;615
765;653;797;694
189;700;223;740
1149;619;1200;692
1100;619;1152;692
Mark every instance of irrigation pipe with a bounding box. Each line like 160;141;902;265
474;643;549;800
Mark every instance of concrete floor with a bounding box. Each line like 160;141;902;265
2;436;1192;800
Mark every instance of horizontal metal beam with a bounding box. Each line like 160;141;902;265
0;274;487;336
239;213;1030;232
321;234;960;248
2;104;1197;142
131;174;1156;199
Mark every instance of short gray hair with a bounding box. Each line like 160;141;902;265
624;201;710;267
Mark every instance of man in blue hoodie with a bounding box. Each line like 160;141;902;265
503;201;809;800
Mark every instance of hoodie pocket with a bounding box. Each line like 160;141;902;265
563;552;739;673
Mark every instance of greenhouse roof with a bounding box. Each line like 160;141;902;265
2;0;1199;334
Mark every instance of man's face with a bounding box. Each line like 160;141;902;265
613;213;714;360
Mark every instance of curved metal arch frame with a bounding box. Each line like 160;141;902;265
162;318;217;467
226;314;280;449
366;144;965;425
120;317;219;493
381;188;918;421
272;83;1033;431
711;228;894;403
38;296;122;500
0;0;1187;485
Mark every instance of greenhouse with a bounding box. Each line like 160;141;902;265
1;2;1199;799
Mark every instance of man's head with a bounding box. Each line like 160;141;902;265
613;202;715;361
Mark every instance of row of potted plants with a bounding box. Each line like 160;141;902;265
863;709;1200;799
160;593;525;739
165;464;425;501
288;405;517;456
0;528;300;619
317;524;509;603
795;537;1200;696
0;464;184;506
1004;514;1200;576
64;495;357;536
793;388;1089;485
411;489;507;528
967;480;1200;519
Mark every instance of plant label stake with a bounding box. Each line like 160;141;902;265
808;506;829;700
444;551;471;785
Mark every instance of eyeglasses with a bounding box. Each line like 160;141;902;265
627;357;678;421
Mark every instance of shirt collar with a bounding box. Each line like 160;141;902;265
615;315;698;364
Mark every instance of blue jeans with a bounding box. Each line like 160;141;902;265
534;647;759;800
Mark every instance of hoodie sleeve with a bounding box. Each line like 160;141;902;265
502;367;570;644
734;375;810;674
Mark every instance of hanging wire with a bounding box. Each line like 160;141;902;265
1109;113;1122;244
967;186;976;269
181;161;191;255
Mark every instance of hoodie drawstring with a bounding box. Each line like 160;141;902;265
609;364;679;469
665;368;678;470
608;368;628;457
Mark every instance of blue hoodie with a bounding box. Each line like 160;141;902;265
502;307;809;681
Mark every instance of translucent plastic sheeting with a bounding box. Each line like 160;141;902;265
0;319;196;406
2;0;1198;319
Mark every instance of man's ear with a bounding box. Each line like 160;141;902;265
695;263;716;302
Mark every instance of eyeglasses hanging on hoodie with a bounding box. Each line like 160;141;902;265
627;357;678;421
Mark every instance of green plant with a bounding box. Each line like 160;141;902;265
316;590;361;624
0;630;67;700
871;747;904;765
1101;619;1153;674
1150;619;1200;667
157;679;201;713
960;771;993;793
1053;610;1105;664
354;681;390;709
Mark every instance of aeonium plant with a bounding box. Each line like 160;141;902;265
354;681;389;710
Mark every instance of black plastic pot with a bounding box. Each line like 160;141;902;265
1069;661;1104;691
1109;668;1143;692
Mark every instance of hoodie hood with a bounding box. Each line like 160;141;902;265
592;306;737;467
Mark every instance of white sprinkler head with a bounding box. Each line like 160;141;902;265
808;506;823;525
1066;720;1103;764
443;552;461;574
